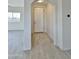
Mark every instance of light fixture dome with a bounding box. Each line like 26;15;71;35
32;0;48;7
37;0;44;3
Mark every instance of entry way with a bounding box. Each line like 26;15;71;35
34;8;44;32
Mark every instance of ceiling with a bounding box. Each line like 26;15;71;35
8;0;24;7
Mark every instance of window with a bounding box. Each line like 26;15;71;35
8;12;20;22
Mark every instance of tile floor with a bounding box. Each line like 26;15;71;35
8;33;71;59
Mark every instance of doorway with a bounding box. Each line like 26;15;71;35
31;2;56;48
34;7;44;32
32;4;47;33
31;4;47;47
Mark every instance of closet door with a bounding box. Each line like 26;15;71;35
34;8;44;32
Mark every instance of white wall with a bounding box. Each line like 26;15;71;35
62;0;71;50
56;0;71;50
56;0;63;49
24;0;34;50
46;3;56;45
48;0;71;50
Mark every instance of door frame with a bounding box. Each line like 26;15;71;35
32;6;46;33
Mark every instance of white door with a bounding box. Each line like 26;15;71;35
34;8;44;32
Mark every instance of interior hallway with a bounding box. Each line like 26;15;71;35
24;33;71;59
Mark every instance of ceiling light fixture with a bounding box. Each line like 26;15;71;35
37;0;44;3
32;0;48;6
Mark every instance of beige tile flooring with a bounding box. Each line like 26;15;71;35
9;33;71;59
25;33;71;59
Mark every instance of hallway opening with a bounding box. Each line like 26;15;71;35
31;0;56;48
